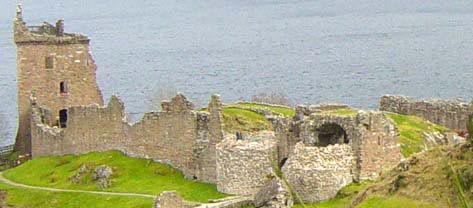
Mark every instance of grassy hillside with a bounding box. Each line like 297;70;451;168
221;107;272;132
386;113;450;157
0;182;153;208
228;102;295;117
3;151;227;203
297;144;473;208
320;108;358;116
294;182;437;208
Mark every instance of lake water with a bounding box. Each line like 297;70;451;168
1;0;473;145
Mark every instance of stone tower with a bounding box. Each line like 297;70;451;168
13;5;104;154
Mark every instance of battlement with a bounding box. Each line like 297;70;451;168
13;4;89;45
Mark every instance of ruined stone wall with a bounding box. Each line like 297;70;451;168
30;94;223;182
356;111;401;180
276;109;401;182
216;132;277;195
14;10;103;154
380;95;473;131
282;143;354;203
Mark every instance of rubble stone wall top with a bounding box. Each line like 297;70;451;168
380;95;472;131
30;94;223;183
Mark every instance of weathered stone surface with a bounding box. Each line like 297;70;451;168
380;95;472;131
216;131;277;195
14;7;103;154
277;110;401;182
153;191;200;208
93;165;113;189
30;94;224;183
254;176;293;208
161;93;194;112
282;143;354;203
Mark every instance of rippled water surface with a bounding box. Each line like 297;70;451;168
1;0;473;145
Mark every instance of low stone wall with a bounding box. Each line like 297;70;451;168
380;95;472;131
30;94;223;183
216;132;277;196
282;143;354;203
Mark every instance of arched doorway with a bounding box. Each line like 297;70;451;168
314;123;348;146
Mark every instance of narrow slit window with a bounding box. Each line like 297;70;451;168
45;56;54;69
59;109;67;128
60;81;67;94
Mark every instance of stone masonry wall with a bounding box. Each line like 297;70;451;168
282;143;354;203
216;132;276;195
291;111;401;181
14;8;103;154
380;95;473;131
30;94;223;183
356;111;401;180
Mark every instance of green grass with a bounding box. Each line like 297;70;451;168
320;108;358;116
293;181;373;208
3;151;227;203
0;182;153;208
229;102;295;117
356;196;438;208
221;107;272;132
386;113;449;157
293;182;438;208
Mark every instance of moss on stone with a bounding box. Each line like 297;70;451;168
320;108;358;116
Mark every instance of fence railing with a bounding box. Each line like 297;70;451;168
0;145;14;155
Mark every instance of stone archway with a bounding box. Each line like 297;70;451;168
314;123;348;146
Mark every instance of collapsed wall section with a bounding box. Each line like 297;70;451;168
380;95;472;131
276;109;402;183
30;94;223;183
282;143;354;203
355;111;401;180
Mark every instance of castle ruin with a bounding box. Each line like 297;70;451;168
13;6;404;205
14;5;103;154
380;95;473;131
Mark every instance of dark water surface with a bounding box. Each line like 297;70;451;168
1;0;473;145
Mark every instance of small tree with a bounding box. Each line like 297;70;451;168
467;114;473;145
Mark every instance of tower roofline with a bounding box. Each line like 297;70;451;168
13;4;89;45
